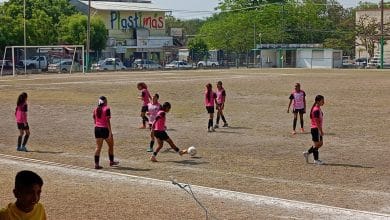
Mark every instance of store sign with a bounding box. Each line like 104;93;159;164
110;11;164;30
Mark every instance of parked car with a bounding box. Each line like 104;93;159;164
355;57;367;68
92;58;127;71
197;60;219;68
133;59;162;70
165;60;193;69
48;60;80;73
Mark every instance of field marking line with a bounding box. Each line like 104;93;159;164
0;153;389;219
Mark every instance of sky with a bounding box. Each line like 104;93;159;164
0;0;382;19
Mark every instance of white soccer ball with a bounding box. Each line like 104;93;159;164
187;146;197;156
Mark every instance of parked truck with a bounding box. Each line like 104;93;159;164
19;56;48;70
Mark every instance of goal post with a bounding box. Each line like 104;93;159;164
1;45;85;76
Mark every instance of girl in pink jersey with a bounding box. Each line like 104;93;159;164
214;81;228;128
137;82;152;129
150;102;187;162
204;83;217;132
303;95;325;165
15;92;29;152
93;96;119;169
146;93;162;152
287;83;306;134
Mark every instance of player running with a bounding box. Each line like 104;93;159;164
137;82;152;129
150;102;187;162
147;93;162;152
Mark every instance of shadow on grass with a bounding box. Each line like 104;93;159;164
227;126;252;130
29;150;63;154
169;159;208;166
113;166;152;172
323;163;373;168
214;130;242;134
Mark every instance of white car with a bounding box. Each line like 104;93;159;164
197;60;219;68
48;60;80;73
165;60;193;69
92;58;126;71
133;59;162;70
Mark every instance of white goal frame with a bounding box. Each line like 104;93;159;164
1;45;85;76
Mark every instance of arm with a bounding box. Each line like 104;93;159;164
287;99;292;113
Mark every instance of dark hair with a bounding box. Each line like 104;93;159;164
15;170;43;190
154;93;159;99
17;92;28;106
96;96;107;119
206;83;212;102
310;95;324;119
217;81;222;85
137;82;147;89
162;102;171;111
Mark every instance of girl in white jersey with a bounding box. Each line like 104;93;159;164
303;95;325;165
150;102;187;162
146;93;162;152
287;83;306;134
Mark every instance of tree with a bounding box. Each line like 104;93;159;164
355;14;380;58
188;37;208;62
58;14;108;53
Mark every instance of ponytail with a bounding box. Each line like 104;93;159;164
17;92;27;106
96;96;107;118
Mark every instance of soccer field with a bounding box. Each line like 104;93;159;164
0;68;389;219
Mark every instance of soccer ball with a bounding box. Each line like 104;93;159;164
187;146;197;156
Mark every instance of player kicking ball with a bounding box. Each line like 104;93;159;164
150;102;187;162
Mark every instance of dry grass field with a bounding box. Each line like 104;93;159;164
0;68;389;219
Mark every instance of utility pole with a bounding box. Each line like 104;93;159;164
253;23;256;67
86;0;91;72
380;0;384;69
23;0;26;74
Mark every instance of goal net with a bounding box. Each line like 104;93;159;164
1;45;85;76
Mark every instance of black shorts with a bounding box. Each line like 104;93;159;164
311;128;323;142
141;106;148;113
206;106;214;114
154;130;169;140
293;108;305;114
216;103;224;111
95;127;109;139
17;123;29;130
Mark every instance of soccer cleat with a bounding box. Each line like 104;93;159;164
210;127;216;132
214;124;219;129
179;149;187;156
301;128;305;133
139;125;146;129
223;123;229;127
16;146;22;151
95;165;103;169
291;130;296;135
109;161;119;166
303;152;309;164
150;155;158;162
20;145;28;152
147;147;153;152
314;160;324;165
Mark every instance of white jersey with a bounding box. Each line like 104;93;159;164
147;102;161;124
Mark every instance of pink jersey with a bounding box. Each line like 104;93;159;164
310;105;323;128
148;102;161;124
15;103;28;123
93;105;111;128
216;88;226;104
141;89;151;106
153;110;166;131
204;90;216;107
289;90;306;110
